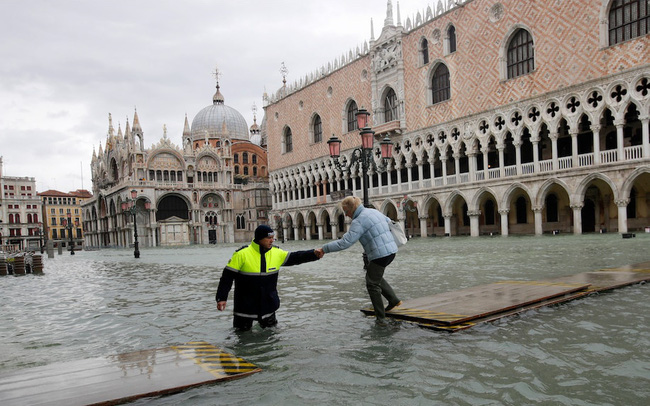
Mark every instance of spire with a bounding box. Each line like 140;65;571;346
107;113;115;137
370;18;375;41
385;0;394;27
397;1;402;26
132;108;142;132
183;114;191;136
213;65;224;105
124;117;131;141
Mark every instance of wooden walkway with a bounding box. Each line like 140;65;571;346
0;341;260;406
362;261;650;332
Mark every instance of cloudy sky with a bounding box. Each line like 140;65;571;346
1;0;433;193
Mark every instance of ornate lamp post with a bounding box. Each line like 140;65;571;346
65;213;76;255
121;189;151;258
327;108;393;207
38;222;44;254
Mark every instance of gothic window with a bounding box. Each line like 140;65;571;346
609;0;649;45
431;64;451;104
236;214;246;230
347;101;358;132
384;88;399;123
420;37;429;64
284;127;293;153
447;25;457;54
312;114;322;143
507;29;535;79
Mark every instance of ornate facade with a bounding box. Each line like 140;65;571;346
82;82;271;248
264;0;649;239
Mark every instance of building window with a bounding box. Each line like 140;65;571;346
347;101;358;132
243;152;249;164
252;154;257;164
244;166;249;176
447;25;457;54
431;64;451;104
284;128;293;153
236;214;246;230
507;28;535;79
313;114;322;143
384;88;399;123
420;37;429;64
234;153;239;164
609;0;649;45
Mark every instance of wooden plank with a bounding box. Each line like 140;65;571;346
367;281;590;325
361;261;650;331
0;341;260;406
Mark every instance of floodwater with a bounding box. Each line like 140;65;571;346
1;233;649;405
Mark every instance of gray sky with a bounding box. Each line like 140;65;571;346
1;0;432;193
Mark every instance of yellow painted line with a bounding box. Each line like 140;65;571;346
172;342;260;378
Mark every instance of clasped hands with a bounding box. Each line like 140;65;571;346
314;248;325;259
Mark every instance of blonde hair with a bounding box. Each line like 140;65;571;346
341;196;362;213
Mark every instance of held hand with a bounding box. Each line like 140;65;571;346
217;301;227;311
314;248;324;259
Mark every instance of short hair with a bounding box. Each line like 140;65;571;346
341;196;361;213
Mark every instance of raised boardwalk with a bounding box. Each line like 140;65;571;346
0;341;260;406
362;261;650;332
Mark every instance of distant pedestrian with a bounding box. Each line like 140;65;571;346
316;196;401;322
216;225;323;331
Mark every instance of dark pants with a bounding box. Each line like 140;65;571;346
233;313;278;331
365;260;400;320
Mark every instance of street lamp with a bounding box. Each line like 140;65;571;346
327;108;393;207
65;213;76;255
38;222;44;254
121;189;151;258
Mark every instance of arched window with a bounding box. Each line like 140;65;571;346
252;154;257;164
243;152;249;164
313;114;322;143
253;167;258;177
236;214;246;230
284;128;293;153
507;29;535;79
233;153;239;164
431;64;451;104
8;214;14;224
384;88;399;123
235;166;240;175
609;0;649;45
243;166;249;176
447;25;457;54
347;101;358;132
420;38;429;64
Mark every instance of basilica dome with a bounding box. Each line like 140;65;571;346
191;85;249;141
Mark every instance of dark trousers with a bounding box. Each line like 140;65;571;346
233;313;278;331
365;260;399;320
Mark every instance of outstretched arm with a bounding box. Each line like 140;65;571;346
284;249;321;266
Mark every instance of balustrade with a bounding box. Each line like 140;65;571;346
504;166;517;177
558;156;573;170
578;153;594;167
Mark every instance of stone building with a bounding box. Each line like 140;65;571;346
0;157;43;251
38;189;92;250
264;0;649;239
82;81;271;248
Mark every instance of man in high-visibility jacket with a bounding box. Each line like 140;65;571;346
216;225;322;331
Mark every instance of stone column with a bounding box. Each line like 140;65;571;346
330;222;338;240
532;138;540;172
468;210;481;237
417;159;424;189
406;163;413;191
468;152;476;181
571;130;579;167
514;140;522;175
533;206;543;235
396;163;403;191
591;124;601;164
305;225;312;240
443;214;452;236
615;121;624;161
453;153;461;182
482;146;489;179
641;117;649;158
317;223;324;240
419;216;428;238
441;157;448;185
571;204;584;235
550;131;559;170
616;199;629;234
293;226;300;241
499;209;510;236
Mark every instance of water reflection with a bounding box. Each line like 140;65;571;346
1;234;649;405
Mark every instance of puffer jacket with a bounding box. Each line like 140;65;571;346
322;205;398;261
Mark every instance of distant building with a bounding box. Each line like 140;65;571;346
0;157;43;251
38;189;93;250
82;79;271;248
264;0;649;239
